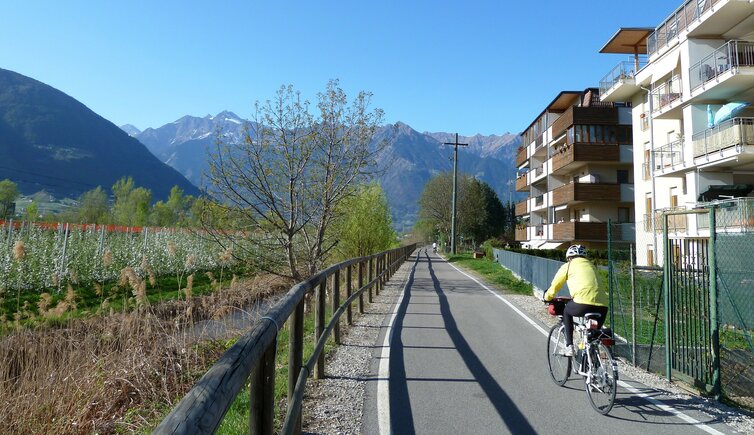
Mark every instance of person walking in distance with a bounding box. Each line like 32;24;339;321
543;245;608;356
432;242;437;253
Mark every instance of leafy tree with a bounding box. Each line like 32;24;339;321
77;186;110;224
0;179;19;219
335;183;395;258
24;201;39;222
205;80;385;280
111;177;152;226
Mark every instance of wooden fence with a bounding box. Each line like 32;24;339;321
154;243;417;434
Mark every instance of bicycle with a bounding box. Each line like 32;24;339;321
545;297;619;415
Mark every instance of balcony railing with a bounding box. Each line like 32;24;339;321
642;213;663;233
692;117;754;158
534;166;544;177
551;183;620;206
515;227;527;241
551;144;620;173
647;0;721;57
516;147;527;166
697;198;754;231
599;60;648;96
652;75;682;113
515;173;529;191
689;41;754;90
653;139;684;173
552;222;615;241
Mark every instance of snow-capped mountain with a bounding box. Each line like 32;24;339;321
128;111;248;186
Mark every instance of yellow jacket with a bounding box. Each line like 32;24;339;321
544;257;607;306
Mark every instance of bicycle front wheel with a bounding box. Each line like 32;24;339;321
547;323;571;386
585;341;618;415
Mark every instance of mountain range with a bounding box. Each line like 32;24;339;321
0;68;199;200
126;115;520;230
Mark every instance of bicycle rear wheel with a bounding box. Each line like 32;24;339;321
585;341;618;414
547;323;571;386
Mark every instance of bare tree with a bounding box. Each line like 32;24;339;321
204;81;384;280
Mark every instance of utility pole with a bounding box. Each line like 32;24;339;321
443;133;468;254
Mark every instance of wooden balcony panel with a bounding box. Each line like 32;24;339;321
515;200;528;216
516;147;528;166
551;106;619;137
515;227;527;241
551;144;619;172
551;183;620;206
552;222;617;241
515;175;528;192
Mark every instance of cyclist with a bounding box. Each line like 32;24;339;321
432;242;437;253
543;244;608;357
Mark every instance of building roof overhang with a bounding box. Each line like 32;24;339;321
599;27;653;54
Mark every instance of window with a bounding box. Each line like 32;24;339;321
647;249;654;266
618;207;630;223
670;187;679;208
617;169;629;184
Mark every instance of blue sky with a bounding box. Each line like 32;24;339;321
1;1;676;136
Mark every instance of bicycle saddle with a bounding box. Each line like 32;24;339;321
584;313;602;320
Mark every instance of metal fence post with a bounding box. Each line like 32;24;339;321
608;218;614;327
708;206;721;400
288;299;304;433
663;212;672;382
315;280;326;379
333;269;341;345
630;244;637;367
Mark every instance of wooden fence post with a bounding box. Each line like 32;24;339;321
288;299;304;433
333;269;341;344
315;280;326;379
368;257;373;303
346;265;353;325
250;341;276;435
358;261;364;314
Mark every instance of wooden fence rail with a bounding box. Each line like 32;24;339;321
154;244;417;434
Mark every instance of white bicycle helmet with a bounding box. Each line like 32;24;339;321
566;244;587;259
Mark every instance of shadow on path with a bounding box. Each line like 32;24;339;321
425;251;537;435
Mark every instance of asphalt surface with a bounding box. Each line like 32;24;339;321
362;248;738;435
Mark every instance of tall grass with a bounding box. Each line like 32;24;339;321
0;275;289;433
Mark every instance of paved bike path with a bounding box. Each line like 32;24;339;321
362;249;736;435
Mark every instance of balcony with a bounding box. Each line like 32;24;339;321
551;144;619;173
692;117;754;162
515;173;529;192
697;198;754;232
552;222;616;241
651;75;683;117
690;41;754;90
515;200;529;217
551;106;618;138
515;227;527;241
646;0;722;57
652;139;684;175
516;146;528;167
642;210;687;232
551;183;620;206
599;60;648;102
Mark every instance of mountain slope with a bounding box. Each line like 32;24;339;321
133;111;246;186
0;68;199;199
132;115;521;230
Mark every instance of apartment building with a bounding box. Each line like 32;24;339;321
514;89;635;250
599;0;754;265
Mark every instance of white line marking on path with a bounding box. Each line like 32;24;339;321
444;259;725;435
376;250;418;435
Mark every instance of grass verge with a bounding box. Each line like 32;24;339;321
445;253;532;295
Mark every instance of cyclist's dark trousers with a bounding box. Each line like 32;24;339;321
563;302;608;346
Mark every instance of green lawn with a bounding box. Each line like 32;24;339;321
445;253;532;295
